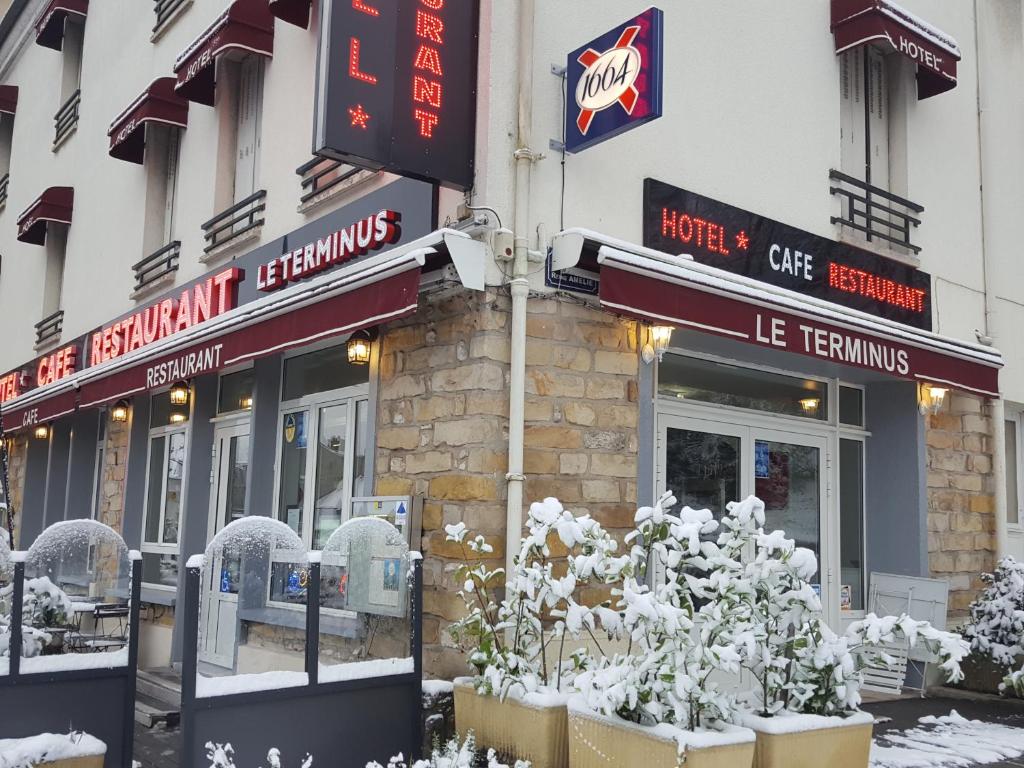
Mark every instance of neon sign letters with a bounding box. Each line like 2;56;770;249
644;178;933;330
0;371;23;404
36;345;78;387
314;0;479;188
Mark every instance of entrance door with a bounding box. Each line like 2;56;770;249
200;421;250;668
658;415;833;622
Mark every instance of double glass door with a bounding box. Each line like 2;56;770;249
658;414;833;621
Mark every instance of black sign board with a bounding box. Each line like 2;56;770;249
643;178;933;331
313;0;479;190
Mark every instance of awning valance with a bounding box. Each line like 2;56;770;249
268;0;312;29
16;186;74;246
1;390;77;435
0;86;18;116
173;0;275;106
597;246;1001;397
108;78;190;164
36;0;88;51
830;0;960;99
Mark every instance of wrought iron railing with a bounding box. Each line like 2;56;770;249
133;241;181;292
0;173;8;209
829;169;924;254
154;0;189;33
202;190;266;253
35;309;64;347
296;157;362;205
53;90;81;147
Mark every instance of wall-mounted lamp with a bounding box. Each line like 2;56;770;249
33;425;49;440
919;383;949;415
799;397;821;417
347;329;374;365
169;381;190;406
169;411;188;425
641;325;674;364
240;395;254;410
110;400;130;423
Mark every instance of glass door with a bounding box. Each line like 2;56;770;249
659;415;747;523
200;421;250;668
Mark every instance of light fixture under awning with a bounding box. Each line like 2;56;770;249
268;0;312;29
597;246;1001;398
16;186;74;246
35;0;88;51
108;78;190;164
173;0;275;107
0;86;18;116
830;0;961;99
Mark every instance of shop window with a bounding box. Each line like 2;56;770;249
218;368;255;414
282;345;370;402
658;354;828;421
1006;417;1022;527
839;438;866;612
839;385;865;427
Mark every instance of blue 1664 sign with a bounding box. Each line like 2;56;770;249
565;7;664;154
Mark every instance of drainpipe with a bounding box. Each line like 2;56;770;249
506;0;536;581
973;0;1008;560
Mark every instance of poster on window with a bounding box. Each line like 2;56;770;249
368;553;403;609
754;450;790;509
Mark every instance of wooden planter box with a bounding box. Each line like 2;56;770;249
568;706;755;768
740;711;873;768
454;679;568;768
37;758;104;768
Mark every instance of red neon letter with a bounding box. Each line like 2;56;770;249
416;9;445;44
352;0;379;16
420;0;444;8
413;45;443;76
413;75;442;108
413;109;440;138
349;38;377;84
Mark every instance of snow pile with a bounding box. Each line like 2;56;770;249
964;557;1024;668
205;743;312;767
0;731;106;767
20;646;128;673
318;656;413;683
196;670;308;699
870;710;1024;767
367;732;529;768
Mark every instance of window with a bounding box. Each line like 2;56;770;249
1007;416;1022;527
142;398;189;589
218;368;255;414
839;385;865;427
840;47;890;192
233;56;264;207
90;412;106;519
839;438;866;612
0;113;12;207
53;17;84;147
36;226;68;347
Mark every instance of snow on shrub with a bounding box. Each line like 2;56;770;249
964;557;1024;668
367;732;529;768
204;743;312;767
446;498;629;697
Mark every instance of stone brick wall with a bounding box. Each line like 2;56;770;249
97;412;131;533
926;392;997;620
375;291;641;678
5;435;27;547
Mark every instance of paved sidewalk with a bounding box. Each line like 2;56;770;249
134;722;182;768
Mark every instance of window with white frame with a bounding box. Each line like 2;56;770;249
142;396;190;589
90;411;106;520
269;345;370;608
1006;413;1022;528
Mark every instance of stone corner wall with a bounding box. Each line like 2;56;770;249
926;392;996;621
5;435;28;547
97;413;131;535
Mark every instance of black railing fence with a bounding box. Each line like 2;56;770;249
133;240;181;292
202;190;266;253
829;169;924;254
54;89;81;147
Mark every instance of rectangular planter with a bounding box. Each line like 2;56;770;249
38;759;104;768
740;711;873;768
568;707;755;768
454;679;568;768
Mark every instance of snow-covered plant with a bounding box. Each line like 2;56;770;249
367;732;529;768
0;576;74;629
964;557;1024;668
0;622;51;657
574;491;744;731
204;743;312;768
446;498;629;698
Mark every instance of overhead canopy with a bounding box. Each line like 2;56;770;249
173;0;275;106
36;0;88;51
0;85;18;116
1;389;77;434
830;0;961;99
108;78;190;164
597;246;1001;398
16;186;74;246
268;0;312;29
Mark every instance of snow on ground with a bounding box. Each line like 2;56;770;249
871;711;1024;767
0;732;105;767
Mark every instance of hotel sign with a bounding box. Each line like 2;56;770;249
313;0;479;189
643;178;933;331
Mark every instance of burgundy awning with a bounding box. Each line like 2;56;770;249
77;267;420;408
173;0;275;106
831;0;961;99
1;390;77;435
269;0;312;29
108;78;190;164
16;187;74;246
598;248;1001;398
0;86;18;116
35;0;88;51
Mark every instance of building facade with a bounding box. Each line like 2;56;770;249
1;0;1022;678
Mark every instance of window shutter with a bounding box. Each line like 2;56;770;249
163;128;181;244
234;57;264;203
839;50;864;179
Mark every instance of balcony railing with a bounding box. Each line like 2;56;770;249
829;169;924;255
296;157;362;206
0;173;8;210
35;310;64;347
53;90;81;147
153;0;189;33
133;241;181;292
202;190;266;254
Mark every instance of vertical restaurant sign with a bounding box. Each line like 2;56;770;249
565;7;664;154
643;178;933;331
313;0;479;189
